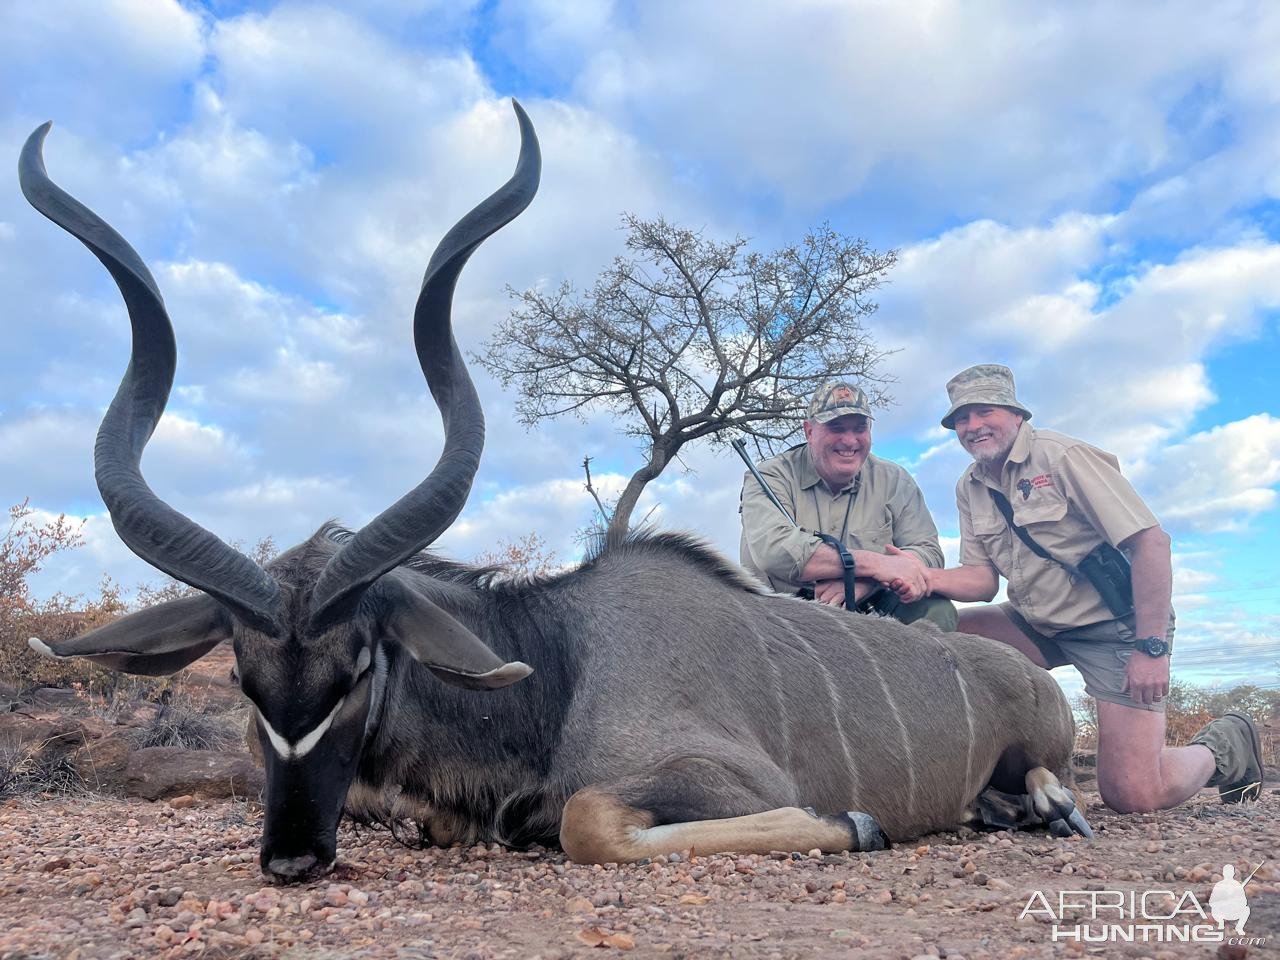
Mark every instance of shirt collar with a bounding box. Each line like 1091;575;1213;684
1006;420;1034;466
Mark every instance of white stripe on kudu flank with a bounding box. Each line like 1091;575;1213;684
844;632;917;823
776;615;860;796
259;696;346;762
953;669;976;800
743;619;795;768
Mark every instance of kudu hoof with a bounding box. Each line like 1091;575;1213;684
1047;805;1094;840
264;854;330;884
835;811;891;852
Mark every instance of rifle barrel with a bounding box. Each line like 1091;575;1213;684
731;436;797;527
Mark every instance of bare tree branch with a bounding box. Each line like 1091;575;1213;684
581;457;611;524
475;216;897;541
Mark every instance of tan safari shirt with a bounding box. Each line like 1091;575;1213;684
740;445;945;593
957;422;1159;636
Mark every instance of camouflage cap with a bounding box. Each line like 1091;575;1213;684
940;363;1032;429
806;381;874;424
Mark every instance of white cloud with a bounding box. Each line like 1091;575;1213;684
159;259;372;358
0;408;98;506
542;1;1280;221
872;215;1112;433
0;0;205;138
1146;414;1280;533
443;476;609;561
226;350;348;405
1104;242;1280;349
208;5;487;161
339;0;482;28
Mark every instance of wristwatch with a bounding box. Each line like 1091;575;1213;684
1134;636;1170;657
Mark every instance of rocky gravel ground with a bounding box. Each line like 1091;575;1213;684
0;789;1275;960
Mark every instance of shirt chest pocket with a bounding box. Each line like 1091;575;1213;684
851;518;893;551
1012;495;1068;532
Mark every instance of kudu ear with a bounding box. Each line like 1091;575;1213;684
376;573;531;691
28;594;232;677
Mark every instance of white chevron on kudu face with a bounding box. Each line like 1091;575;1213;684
259;696;347;761
257;648;373;761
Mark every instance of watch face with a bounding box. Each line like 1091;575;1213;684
1137;636;1169;657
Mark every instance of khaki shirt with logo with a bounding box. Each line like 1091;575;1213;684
957;422;1159;636
740;446;945;593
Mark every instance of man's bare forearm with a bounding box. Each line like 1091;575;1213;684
1123;525;1172;639
924;564;1000;601
800;544;891;583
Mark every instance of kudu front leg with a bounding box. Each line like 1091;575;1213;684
966;767;1093;839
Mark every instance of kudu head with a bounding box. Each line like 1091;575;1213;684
21;102;541;883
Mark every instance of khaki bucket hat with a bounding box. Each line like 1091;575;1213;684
940;364;1033;429
807;381;874;424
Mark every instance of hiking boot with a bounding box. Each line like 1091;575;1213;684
1190;712;1264;803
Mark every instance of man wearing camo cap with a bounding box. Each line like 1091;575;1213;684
890;363;1263;813
739;380;958;631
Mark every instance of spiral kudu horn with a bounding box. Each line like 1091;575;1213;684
19;123;283;633
307;100;541;632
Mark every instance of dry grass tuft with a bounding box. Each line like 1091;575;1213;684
128;692;244;752
0;737;87;799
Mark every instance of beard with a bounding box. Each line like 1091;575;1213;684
965;430;1016;467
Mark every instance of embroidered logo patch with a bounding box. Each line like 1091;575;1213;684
1031;474;1053;488
1017;478;1033;500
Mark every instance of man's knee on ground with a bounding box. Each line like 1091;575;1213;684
1097;777;1162;814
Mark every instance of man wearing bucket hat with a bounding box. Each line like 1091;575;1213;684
893;363;1263;812
739;380;958;631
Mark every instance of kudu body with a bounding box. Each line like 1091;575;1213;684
23;105;1090;884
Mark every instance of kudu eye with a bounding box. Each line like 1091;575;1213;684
229;665;240;686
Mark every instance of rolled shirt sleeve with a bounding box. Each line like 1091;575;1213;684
1057;445;1159;547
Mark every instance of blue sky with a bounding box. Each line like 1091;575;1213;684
2;1;1277;700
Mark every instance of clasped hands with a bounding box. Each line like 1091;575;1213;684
812;545;930;607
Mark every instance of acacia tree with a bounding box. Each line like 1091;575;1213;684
478;215;897;543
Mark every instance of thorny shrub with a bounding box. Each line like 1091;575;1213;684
473;532;560;578
0;499;124;689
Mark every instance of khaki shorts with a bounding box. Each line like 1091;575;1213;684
1000;603;1177;713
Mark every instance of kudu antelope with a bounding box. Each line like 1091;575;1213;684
23;103;1091;885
